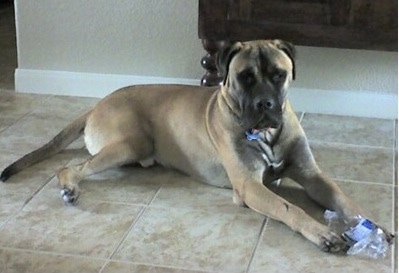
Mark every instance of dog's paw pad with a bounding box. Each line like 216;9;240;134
60;187;79;204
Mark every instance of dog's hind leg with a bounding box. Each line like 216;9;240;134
58;137;153;204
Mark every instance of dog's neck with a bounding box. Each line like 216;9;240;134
218;85;242;124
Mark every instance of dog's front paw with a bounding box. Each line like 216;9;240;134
60;186;79;205
319;232;348;253
58;167;81;205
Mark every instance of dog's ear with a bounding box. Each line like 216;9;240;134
273;40;296;80
217;42;243;85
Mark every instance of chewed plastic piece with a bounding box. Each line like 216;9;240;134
245;130;261;141
343;218;376;243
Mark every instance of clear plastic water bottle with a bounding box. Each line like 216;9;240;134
344;219;389;259
324;210;389;259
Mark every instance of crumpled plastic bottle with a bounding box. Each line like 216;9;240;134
346;228;388;258
323;210;389;259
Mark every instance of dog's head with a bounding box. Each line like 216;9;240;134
217;40;296;131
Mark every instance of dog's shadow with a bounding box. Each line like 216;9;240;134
266;178;327;224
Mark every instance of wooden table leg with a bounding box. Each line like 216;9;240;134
200;39;224;86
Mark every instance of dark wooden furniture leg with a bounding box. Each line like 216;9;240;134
200;39;224;87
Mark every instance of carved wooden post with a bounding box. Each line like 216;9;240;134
200;39;224;86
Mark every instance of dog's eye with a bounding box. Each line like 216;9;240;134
239;69;256;86
272;71;287;83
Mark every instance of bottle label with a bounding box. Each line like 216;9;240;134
343;219;376;243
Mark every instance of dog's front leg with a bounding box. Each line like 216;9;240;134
288;168;362;219
286;139;395;244
221;152;347;252
287;168;395;244
238;177;347;252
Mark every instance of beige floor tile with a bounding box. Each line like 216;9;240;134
102;261;214;273
0;178;144;258
150;171;234;209
310;142;393;184
0;115;18;133
301;113;395;148
0;112;82;154
0;248;104;273
0;90;41;118
0;93;98;154
248;220;392;273
33;95;99;120
336;181;394;229
113;206;265;273
78;165;166;205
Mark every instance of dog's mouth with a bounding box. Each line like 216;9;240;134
245;127;273;141
245;118;282;141
251;120;281;132
249;128;271;134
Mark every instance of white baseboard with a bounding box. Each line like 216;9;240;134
15;69;397;119
15;69;199;98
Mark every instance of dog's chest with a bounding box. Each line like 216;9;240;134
251;130;285;181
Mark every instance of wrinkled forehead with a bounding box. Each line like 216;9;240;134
230;43;292;74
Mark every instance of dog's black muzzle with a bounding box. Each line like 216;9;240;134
254;96;284;129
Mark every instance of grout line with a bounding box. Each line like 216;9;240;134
245;217;268;273
0;150;74;230
0;175;55;230
21;176;55;208
299;112;305;123
0;92;52;136
106;205;147;260
98;258;216;273
0;246;109;263
308;140;393;150
98;260;109;273
107;186;162;260
82;200;152;207
334;178;395;187
0;111;31;134
146;183;163;206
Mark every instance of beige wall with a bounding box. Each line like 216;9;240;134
15;0;398;94
16;0;204;79
294;46;397;94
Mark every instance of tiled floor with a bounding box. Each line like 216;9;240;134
0;90;397;273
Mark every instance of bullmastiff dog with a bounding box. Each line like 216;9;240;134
1;40;394;252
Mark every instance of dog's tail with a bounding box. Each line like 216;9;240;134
0;111;90;182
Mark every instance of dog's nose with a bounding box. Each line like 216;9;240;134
265;100;274;110
256;99;279;111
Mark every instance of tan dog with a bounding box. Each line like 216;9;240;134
1;40;394;252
